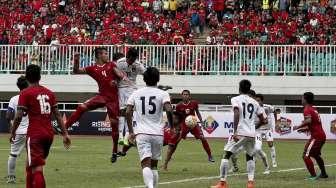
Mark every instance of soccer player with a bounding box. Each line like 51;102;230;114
211;80;265;188
6;76;29;183
10;64;71;188
293;92;328;180
65;47;129;163
116;48;145;146
255;93;278;168
126;67;173;188
163;90;214;170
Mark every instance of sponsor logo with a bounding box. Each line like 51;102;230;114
331;119;336;135
91;115;112;132
275;117;292;135
202;116;219;134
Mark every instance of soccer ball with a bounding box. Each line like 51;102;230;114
185;115;198;128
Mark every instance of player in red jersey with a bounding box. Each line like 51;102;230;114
162;90;214;170
10;64;71;188
65;47;129;163
293;92;328;180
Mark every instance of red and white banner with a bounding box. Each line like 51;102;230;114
196;112;336;140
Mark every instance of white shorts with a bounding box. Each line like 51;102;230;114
224;136;255;156
136;134;163;161
119;87;136;109
10;134;26;156
255;129;273;151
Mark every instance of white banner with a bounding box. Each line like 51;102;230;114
193;112;336;140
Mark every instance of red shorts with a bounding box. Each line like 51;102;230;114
84;95;119;121
169;123;204;145
163;126;180;146
26;135;53;167
304;138;325;157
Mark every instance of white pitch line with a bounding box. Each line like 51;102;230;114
121;164;336;188
0;146;77;151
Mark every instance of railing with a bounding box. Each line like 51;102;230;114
1;45;336;76
0;102;335;114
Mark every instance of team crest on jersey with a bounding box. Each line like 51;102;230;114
330;119;336;135
202;116;219;134
185;109;191;114
275;117;292;135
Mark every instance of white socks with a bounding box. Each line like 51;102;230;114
247;160;255;181
270;146;277;165
142;167;154;188
118;117;125;139
220;159;229;181
8;155;16;176
152;170;159;188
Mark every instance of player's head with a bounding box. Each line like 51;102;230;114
16;76;28;91
247;89;256;98
181;90;191;102
255;93;264;105
94;47;108;63
25;64;41;84
302;92;314;105
275;108;281;114
126;47;139;65
143;67;160;86
239;79;251;94
112;52;124;61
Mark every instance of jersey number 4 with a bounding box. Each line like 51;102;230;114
140;96;156;115
242;102;254;119
37;94;51;114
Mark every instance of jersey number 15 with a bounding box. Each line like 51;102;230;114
140;96;156;115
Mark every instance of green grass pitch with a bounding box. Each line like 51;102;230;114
0;135;335;188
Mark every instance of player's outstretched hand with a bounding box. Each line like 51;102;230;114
128;133;136;145
232;134;240;142
9;134;15;144
63;134;71;150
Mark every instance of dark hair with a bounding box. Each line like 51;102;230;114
143;67;160;86
239;79;251;94
181;90;190;95
25;64;41;83
17;76;28;91
247;89;256;97
112;52;124;61
303;92;314;104
126;47;139;59
255;94;264;101
94;47;108;59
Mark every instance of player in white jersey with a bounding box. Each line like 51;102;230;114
126;67;173;188
6;76;29;183
255;94;278;167
116;48;146;147
212;80;266;188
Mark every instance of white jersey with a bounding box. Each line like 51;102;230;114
255;107;267;130
231;94;263;137
8;95;29;134
127;86;170;136
258;104;275;130
117;57;146;89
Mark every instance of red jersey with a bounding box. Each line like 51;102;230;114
303;105;326;140
175;100;199;120
18;86;57;138
85;62;119;100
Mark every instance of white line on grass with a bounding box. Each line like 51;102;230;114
121;164;336;188
0;146;77;151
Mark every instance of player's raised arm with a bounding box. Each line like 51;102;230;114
72;54;86;74
51;105;71;149
10;107;24;144
293;115;312;131
113;66;129;81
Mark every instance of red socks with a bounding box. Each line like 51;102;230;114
111;123;119;153
32;171;46;188
304;156;316;177
201;139;212;157
66;106;86;128
26;167;33;188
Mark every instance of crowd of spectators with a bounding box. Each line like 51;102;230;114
206;0;336;45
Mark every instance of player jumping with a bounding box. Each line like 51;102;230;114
126;67;174;188
116;48;145;146
65;47;129;163
211;80;266;188
6;76;29;184
293;92;328;180
163;90;214;170
10;64;71;188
